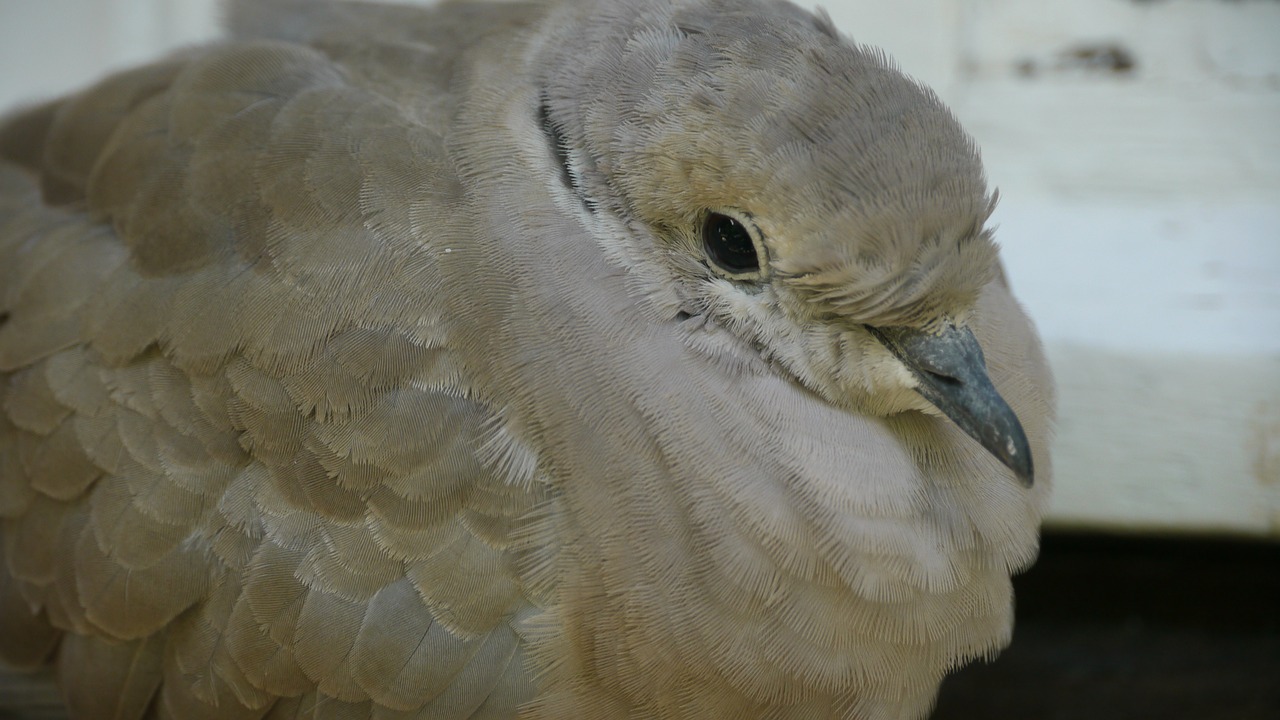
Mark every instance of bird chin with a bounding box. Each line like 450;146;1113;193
852;385;941;419
830;341;938;417
802;373;936;418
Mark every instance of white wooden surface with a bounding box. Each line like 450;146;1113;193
1;0;1278;537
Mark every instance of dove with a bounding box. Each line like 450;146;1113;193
0;0;1054;718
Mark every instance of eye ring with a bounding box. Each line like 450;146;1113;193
701;210;767;279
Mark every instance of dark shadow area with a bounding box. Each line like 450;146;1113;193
934;532;1280;719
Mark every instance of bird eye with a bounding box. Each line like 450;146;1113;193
701;211;761;276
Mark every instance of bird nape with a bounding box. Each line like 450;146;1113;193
0;1;1054;719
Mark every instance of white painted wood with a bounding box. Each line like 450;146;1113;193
0;0;219;110
1047;344;1280;536
0;0;1277;536
830;1;1280;537
942;1;1280;537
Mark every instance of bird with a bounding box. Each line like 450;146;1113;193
0;0;1055;718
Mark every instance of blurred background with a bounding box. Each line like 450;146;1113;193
1;0;1278;718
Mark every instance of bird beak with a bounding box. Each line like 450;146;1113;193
866;323;1034;487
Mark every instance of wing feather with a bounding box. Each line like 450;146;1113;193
0;5;548;718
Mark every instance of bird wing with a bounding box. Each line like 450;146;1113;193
0;5;547;718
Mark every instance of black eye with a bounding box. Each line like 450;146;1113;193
702;212;760;275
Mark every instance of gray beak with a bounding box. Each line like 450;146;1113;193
866;324;1034;487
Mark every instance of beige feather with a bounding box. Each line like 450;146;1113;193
0;1;1053;718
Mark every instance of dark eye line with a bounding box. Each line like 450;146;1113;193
538;97;592;214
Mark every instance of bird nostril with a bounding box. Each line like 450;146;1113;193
924;369;962;386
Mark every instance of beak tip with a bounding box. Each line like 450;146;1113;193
1015;462;1034;488
1004;436;1035;488
868;323;1038;490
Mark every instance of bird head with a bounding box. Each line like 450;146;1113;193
536;0;1033;485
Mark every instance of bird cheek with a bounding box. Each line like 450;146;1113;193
858;334;915;389
853;336;939;416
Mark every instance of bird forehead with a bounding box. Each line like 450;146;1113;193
596;8;987;211
770;210;1000;329
619;93;992;263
